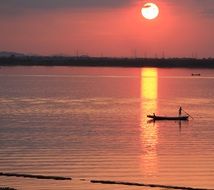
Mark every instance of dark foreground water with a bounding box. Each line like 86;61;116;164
0;67;213;190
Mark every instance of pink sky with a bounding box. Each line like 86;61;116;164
0;0;214;58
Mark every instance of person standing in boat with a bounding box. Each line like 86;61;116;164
179;107;182;116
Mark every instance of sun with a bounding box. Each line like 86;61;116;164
141;3;159;20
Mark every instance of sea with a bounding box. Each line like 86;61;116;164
0;66;213;190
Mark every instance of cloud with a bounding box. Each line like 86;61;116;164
164;0;214;17
0;0;135;16
188;0;214;15
195;0;214;17
2;0;135;8
1;0;214;17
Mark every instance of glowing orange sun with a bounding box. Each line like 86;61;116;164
141;3;159;20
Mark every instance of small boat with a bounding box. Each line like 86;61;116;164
191;73;201;76
147;115;189;121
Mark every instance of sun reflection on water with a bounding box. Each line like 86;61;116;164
141;68;158;101
140;68;159;177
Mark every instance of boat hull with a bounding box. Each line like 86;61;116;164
147;115;189;121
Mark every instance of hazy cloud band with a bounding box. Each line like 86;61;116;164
0;0;214;16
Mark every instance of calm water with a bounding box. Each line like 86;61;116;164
0;66;213;190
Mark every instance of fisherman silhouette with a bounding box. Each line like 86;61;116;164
179;107;182;116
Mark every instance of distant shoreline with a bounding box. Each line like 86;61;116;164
0;56;214;68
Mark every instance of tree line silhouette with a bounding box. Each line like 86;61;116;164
0;56;214;68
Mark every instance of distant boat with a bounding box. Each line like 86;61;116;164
147;115;189;121
191;73;201;76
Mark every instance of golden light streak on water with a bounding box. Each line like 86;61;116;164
140;68;159;177
141;68;158;101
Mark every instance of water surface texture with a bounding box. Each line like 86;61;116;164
0;67;213;190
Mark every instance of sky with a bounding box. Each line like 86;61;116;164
0;0;214;58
